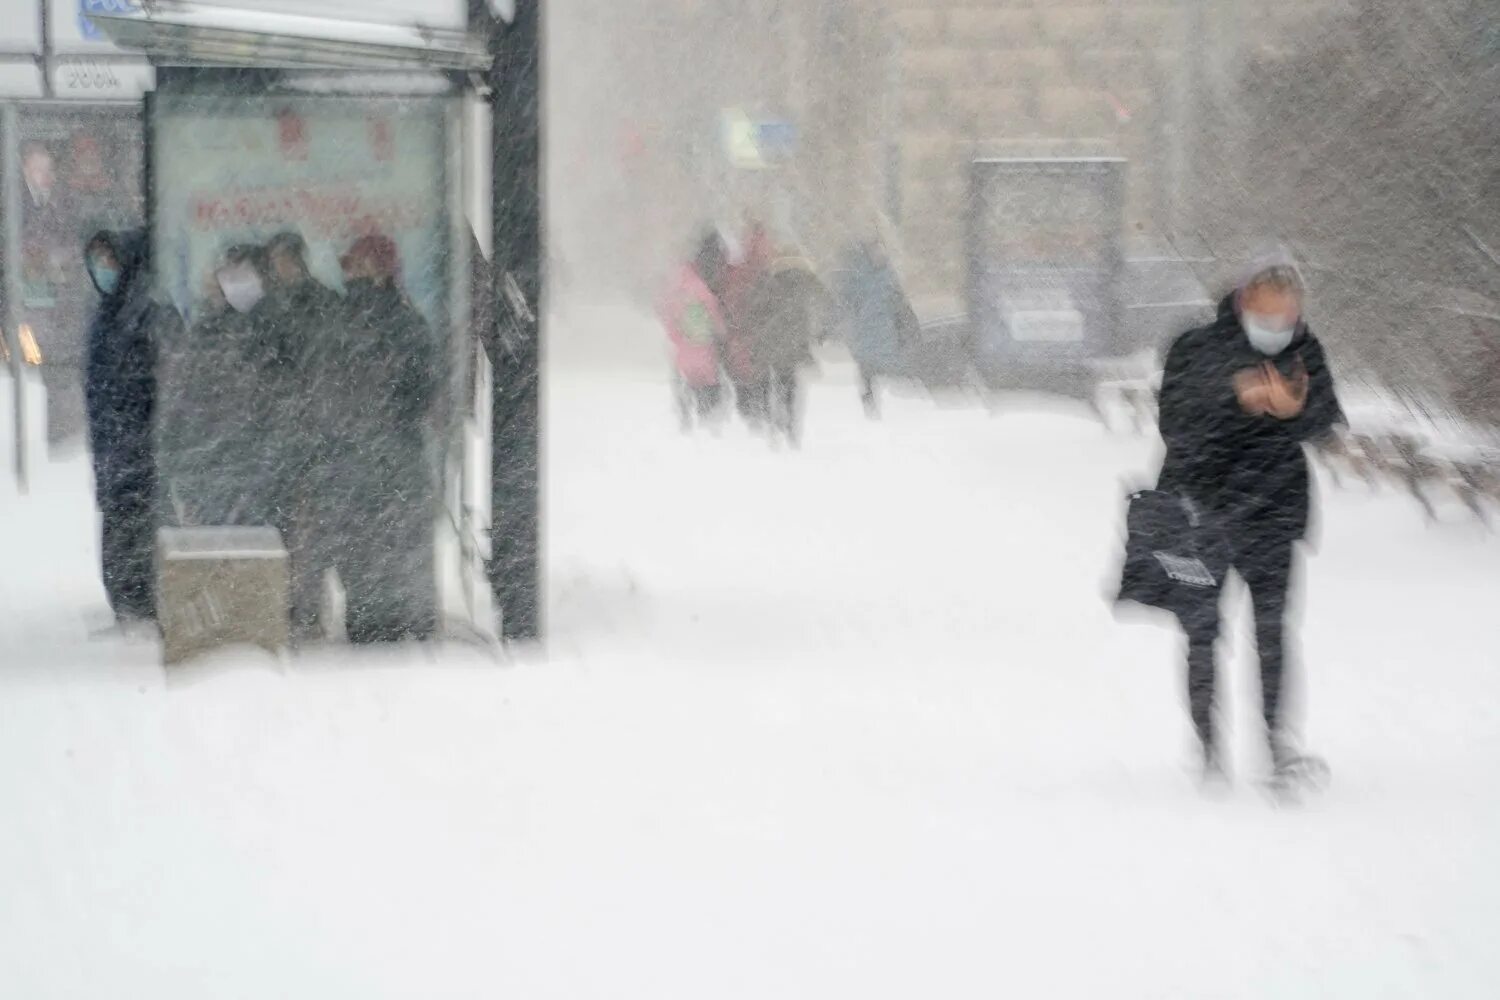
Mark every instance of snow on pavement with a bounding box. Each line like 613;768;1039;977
1;359;1498;998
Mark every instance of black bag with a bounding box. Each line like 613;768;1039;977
1114;489;1230;622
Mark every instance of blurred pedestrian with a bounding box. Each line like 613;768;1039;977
834;218;917;417
659;231;729;430
159;244;276;527
743;253;823;446
718;216;773;425
83;230;162;624
1148;247;1345;790
259;231;343;638
317;233;439;643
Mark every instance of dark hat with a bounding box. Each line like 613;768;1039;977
341;233;401;282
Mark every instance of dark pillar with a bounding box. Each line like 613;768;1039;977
484;0;544;640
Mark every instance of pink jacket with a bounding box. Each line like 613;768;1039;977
658;264;726;388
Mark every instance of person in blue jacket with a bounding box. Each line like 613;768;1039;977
83;229;164;623
833;224;917;417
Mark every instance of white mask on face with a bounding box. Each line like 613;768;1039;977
1243;314;1295;355
217;264;264;314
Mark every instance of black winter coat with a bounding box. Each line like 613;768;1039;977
744;265;823;370
84;230;159;506
159;303;276;524
1155;295;1345;543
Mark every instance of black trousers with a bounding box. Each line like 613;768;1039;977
100;471;156;620
1179;537;1296;748
767;364;800;441
857;365;880;416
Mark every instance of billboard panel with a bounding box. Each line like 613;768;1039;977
11;106;143;368
967;158;1126;369
150;93;451;329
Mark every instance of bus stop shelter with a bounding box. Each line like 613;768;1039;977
89;0;542;643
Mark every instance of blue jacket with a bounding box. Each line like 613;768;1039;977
84;229;158;502
833;244;916;373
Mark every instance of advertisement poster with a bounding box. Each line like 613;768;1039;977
968;158;1124;363
14;108;144;367
151;94;452;332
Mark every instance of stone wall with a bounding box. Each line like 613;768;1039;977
882;0;1351;303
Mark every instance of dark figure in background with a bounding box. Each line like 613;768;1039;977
1153;250;1345;785
259;231;343;638
83;230;160;623
718;219;773;426
743;255;823;447
320;234;439;643
834;231;917;417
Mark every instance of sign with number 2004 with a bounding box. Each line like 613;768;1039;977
57;58;122;92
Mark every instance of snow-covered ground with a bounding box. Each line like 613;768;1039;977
2;339;1499;998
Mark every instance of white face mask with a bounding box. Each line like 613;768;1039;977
217;264;265;314
1243;314;1295;355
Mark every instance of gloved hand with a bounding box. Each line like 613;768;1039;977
1234;360;1308;419
1261;359;1308;419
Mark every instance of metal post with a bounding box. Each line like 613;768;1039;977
485;0;543;640
38;0;54;98
3;104;28;492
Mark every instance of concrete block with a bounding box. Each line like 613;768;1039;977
158;526;289;665
946;9;1039;47
1038;86;1114;134
1039;6;1110;44
891;8;946;46
976;47;1067;86
901;83;947;121
889;0;1035;8
952;85;1032;131
901;131;961;171
1072;48;1150;90
901;176;966;221
1117;5;1184;46
901;47;979;86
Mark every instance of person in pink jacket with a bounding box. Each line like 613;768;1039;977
659;235;728;430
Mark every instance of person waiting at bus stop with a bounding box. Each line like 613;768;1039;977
312;233;439;643
83;230;162;625
259;230;342;638
160;244;276;528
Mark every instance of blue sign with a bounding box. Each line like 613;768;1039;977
79;0;137;42
755;121;798;157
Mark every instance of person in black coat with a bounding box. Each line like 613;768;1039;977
320;233;439;643
159;243;276;527
260;231;344;637
743;256;823;446
83;229;161;622
1152;250;1345;780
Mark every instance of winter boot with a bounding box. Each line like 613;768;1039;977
1266;732;1330;801
1199;736;1229;788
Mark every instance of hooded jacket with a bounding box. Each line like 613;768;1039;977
659;262;726;389
1155;293;1345;542
83;229;159;500
833;242;917;373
